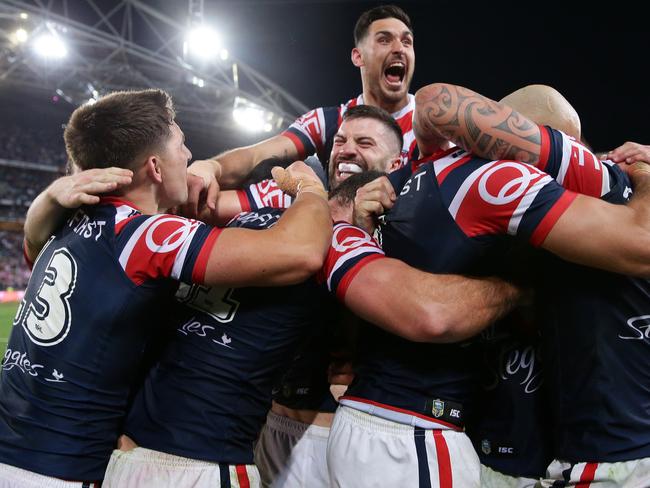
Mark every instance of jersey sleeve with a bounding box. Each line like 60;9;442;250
537;125;613;198
317;222;385;301
116;214;222;286
442;159;577;246
282;106;340;159
235;179;293;211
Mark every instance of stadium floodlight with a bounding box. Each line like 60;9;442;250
233;97;276;133
13;28;28;43
19;12;29;20
183;25;222;60
33;32;67;59
219;49;229;61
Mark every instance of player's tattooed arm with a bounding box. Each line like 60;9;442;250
414;83;541;163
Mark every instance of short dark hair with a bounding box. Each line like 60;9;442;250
328;170;387;205
354;5;412;46
343;104;403;153
64;89;175;171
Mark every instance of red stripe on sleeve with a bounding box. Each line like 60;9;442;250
432;430;453;488
281;132;306;159
235;464;251;488
22;240;34;270
236;190;252;213
530;190;578;247
191;227;223;284
337;254;385;301
537;125;551;172
576;462;598;488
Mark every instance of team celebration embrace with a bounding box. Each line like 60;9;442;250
1;3;649;488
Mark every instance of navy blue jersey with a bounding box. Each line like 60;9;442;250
465;306;553;478
0;198;220;481
124;212;372;464
282;94;418;169
338;129;581;428
532;162;650;462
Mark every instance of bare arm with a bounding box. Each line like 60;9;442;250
414;83;542;163
202;162;331;287
543;163;650;276
24;168;133;262
188;134;299;191
344;258;521;343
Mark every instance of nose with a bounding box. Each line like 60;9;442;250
391;37;405;54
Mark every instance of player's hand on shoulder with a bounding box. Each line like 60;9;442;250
48;166;132;208
353;176;396;235
607;142;650;166
183;159;222;218
271;160;327;198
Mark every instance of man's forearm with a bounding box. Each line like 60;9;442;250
414;83;541;163
345;258;521;343
24;189;69;262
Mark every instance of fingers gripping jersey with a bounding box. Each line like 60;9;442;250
283;94;418;168
0;198;220;481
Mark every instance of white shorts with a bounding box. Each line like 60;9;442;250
327;405;480;488
102;446;260;488
0;462;100;488
538;457;650;487
480;464;537;488
254;411;330;488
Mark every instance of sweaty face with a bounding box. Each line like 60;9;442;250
328;117;400;189
356;18;415;108
159;122;192;210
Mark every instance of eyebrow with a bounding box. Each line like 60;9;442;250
375;30;413;38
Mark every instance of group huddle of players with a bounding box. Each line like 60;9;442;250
1;4;650;488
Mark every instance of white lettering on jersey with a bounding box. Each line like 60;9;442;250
175;283;240;324
400;171;426;196
619;315;650;341
1;348;44;376
68;209;106;241
16;248;78;347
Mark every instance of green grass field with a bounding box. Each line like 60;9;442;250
0;302;19;358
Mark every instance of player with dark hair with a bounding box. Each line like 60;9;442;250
0;89;332;487
323;82;650;487
186;4;426;211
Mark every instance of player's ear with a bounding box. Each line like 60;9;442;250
145;155;163;184
388;156;401;172
351;47;364;68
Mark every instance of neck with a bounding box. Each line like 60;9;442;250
328;199;352;223
118;176;164;215
362;87;409;115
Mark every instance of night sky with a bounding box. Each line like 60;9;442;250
1;1;645;157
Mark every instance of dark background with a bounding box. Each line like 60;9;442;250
0;0;644;157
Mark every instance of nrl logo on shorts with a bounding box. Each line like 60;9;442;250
481;439;491;455
431;399;445;418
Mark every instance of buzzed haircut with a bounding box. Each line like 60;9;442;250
354;5;412;46
343;104;403;154
328;170;387;205
64;89;175;171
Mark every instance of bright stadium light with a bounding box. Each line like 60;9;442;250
33;32;67;59
219;48;229;61
19;12;29;20
184;25;221;60
13;28;28;43
233;97;276;133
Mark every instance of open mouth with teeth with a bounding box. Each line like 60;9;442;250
336;162;365;182
384;62;406;87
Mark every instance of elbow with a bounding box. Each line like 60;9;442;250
405;304;457;343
